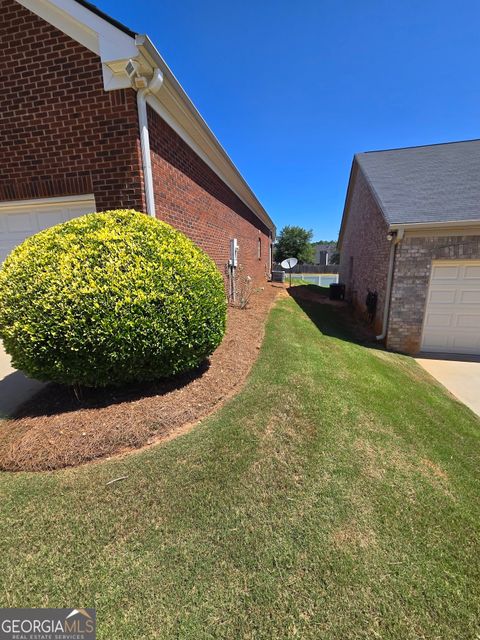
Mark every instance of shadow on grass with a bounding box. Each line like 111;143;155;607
12;359;210;420
286;284;380;348
11;284;372;421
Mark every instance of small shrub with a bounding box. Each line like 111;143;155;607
0;210;227;387
225;264;258;309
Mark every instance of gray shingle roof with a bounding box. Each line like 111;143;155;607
356;140;480;225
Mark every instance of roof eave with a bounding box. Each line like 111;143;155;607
389;219;480;231
337;159;357;251
135;35;275;235
35;1;275;235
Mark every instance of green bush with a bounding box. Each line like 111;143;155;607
0;210;227;387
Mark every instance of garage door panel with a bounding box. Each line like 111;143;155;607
0;196;96;263
429;289;457;304
424;313;453;328
37;211;71;230
464;265;480;279
431;265;460;279
452;334;480;350
422;260;480;355
459;290;480;304
6;213;34;233
422;333;449;350
456;314;480;329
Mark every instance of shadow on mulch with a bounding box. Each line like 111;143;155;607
13;360;210;420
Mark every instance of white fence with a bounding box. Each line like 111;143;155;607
290;273;339;286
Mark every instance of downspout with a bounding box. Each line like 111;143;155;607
376;227;404;341
131;67;163;217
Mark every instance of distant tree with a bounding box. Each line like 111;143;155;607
274;226;314;264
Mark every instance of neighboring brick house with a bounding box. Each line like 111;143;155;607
0;0;275;286
338;141;480;356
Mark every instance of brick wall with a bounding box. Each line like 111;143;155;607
148;106;272;283
339;163;390;333
1;0;273;284
0;0;145;210
387;234;480;353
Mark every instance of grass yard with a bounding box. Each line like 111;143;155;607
1;289;479;639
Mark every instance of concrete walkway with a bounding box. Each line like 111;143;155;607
416;355;480;418
0;343;45;417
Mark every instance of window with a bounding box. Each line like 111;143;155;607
258;237;262;259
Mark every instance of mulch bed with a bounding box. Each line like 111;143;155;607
0;284;283;472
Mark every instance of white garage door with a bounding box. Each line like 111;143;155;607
0;195;96;263
421;260;480;355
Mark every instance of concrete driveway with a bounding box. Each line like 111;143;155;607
0;342;45;417
416;355;480;418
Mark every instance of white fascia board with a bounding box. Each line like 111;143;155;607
146;91;252;211
16;0;99;53
17;0;143;90
16;0;138;61
389;219;480;231
137;36;275;234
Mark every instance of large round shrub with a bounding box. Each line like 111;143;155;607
0;210;227;386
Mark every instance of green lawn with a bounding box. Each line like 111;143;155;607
1;291;479;639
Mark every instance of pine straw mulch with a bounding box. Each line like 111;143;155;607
0;284;283;472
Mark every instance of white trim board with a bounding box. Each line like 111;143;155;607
146;93;269;228
0;194;96;210
16;0;138;60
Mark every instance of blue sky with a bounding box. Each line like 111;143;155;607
96;0;480;241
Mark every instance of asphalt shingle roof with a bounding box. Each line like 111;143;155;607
355;140;480;225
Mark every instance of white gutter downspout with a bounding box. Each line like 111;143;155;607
376;226;404;341
134;68;163;217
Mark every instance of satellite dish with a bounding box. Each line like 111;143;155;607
280;257;298;270
280;257;298;288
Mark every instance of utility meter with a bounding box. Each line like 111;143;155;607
229;238;239;267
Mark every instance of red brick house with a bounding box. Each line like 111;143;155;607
0;0;275;285
339;141;480;356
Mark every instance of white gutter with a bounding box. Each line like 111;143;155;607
134;35;275;235
376;226;404;342
134;67;164;217
389;219;480;231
